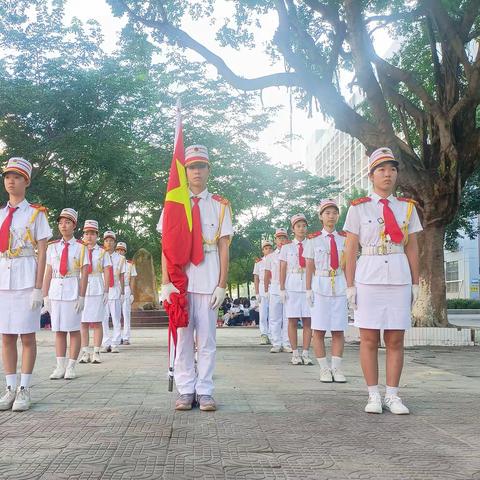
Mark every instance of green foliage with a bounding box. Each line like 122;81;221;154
337;187;369;231
447;298;480;309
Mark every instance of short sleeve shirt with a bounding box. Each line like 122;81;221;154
279;239;307;292
108;251;126;300
86;245;112;296
264;249;281;295
343;193;423;285
252;257;267;297
125;261;137;287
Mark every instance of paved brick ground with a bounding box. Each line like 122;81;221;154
0;328;479;479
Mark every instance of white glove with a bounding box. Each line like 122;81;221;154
279;290;287;304
30;288;43;310
210;286;226;310
120;294;125;303
257;295;262;305
130;294;134;304
75;296;85;313
306;289;314;308
264;291;270;301
346;286;357;310
412;284;419;307
103;292;109;304
42;295;51;312
160;282;180;303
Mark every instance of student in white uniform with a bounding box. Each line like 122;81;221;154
43;208;89;380
343;147;422;415
158;144;233;412
264;228;292;353
0;158;51;412
78;220;111;364
101;231;125;354
304;199;348;383
253;240;273;345
115;242;137;345
279;214;313;366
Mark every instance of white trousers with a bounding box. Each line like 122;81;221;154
122;286;131;341
174;293;217;396
269;294;290;347
102;298;122;347
259;295;269;336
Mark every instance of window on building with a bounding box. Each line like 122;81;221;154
446;282;460;293
446;261;459;281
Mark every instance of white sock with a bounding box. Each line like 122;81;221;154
316;357;328;369
302;349;309;357
385;385;399;397
20;373;32;388
331;356;343;369
56;357;66;367
67;359;76;369
5;374;17;389
292;349;299;356
367;385;380;396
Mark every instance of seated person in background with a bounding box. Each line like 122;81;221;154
249;296;259;325
228;299;245;326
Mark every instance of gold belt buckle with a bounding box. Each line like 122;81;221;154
379;244;387;255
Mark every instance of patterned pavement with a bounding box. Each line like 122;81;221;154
0;328;479;479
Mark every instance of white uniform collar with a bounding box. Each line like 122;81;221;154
60;237;76;246
189;188;209;200
321;228;336;237
6;199;29;211
371;192;396;204
293;238;305;245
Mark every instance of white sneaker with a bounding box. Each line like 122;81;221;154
282;346;293;353
12;387;31;412
383;395;410;415
364;393;383;414
302;354;314;366
64;366;76;380
319;367;333;382
110;346;120;353
291;354;303;365
331;368;347;383
100;346;111;353
91;351;101;364
270;346;281;353
260;335;269;345
50;366;66;380
78;350;90;364
0;387;17;410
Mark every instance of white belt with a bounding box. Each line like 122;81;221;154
315;270;341;277
203;244;217;253
287;267;305;274
0;247;35;259
362;244;404;256
53;273;80;279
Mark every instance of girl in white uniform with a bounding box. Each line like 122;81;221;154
253;240;273;345
304;199;348;383
0;157;51;412
43;208;89;380
279;214;313;366
344;147;422;415
78;220;111;364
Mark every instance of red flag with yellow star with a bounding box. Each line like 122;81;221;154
161;105;192;390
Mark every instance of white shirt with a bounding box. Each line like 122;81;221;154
108;251;126;300
343;192;423;285
303;229;346;296
46;238;89;301
264;249;281;295
86;245;112;296
279;238;308;292
124;260;137;287
252;257;268;297
0;200;52;290
157;188;233;294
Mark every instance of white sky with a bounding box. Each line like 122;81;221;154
64;0;391;166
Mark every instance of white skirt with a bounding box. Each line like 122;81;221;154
0;288;40;334
50;300;81;332
82;295;105;323
354;283;412;330
311;293;348;332
285;291;311;319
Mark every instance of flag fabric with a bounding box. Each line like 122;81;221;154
161;104;192;390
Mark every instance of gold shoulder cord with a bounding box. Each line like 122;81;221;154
97;248;105;273
202;202;233;247
7;208;41;258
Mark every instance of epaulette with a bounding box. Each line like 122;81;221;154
48;239;61;245
307;231;321;239
397;197;418;205
30;203;48;213
212;194;230;205
350;196;371;206
255;257;262;263
338;231;347;237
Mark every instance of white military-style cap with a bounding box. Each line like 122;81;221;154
116;241;127;252
103;230;116;240
290;213;308;228
369;147;399;173
57;208;78;224
261;239;273;248
318;198;339;215
83;219;99;232
2;157;33;181
274;227;288;238
185;145;209;166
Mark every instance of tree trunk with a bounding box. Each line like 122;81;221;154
247;282;250;298
236;284;240;299
412;223;448;327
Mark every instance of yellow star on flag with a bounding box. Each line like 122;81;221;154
165;158;192;231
